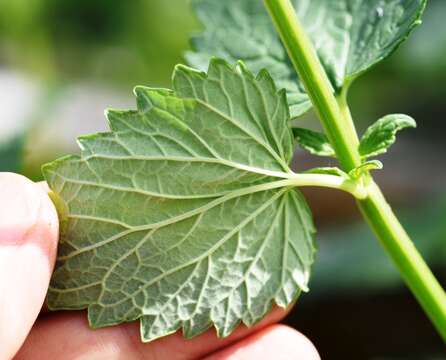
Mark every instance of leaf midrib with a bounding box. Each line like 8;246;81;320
83;153;294;181
56;178;297;261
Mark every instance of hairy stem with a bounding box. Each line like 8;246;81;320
264;0;446;341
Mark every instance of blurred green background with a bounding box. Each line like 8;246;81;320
1;1;445;358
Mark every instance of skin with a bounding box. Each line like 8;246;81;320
0;172;320;360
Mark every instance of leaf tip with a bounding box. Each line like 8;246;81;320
133;86;153;113
370;159;383;170
204;57;238;78
103;108;119;127
404;115;417;129
42;154;79;177
132;85;146;98
349;160;383;179
175;62;205;76
133;86;173;113
172;63;207;90
209;56;231;68
235;60;254;78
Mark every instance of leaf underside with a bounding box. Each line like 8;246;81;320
188;0;426;117
359;114;417;158
292;127;335;157
43;59;316;342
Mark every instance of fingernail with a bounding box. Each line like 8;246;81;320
0;173;42;246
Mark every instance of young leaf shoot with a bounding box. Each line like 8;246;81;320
292;128;335;157
359;114;417;159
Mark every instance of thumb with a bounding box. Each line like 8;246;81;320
0;173;58;360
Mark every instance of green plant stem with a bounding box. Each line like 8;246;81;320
264;0;446;341
359;183;446;338
337;85;362;152
263;0;360;171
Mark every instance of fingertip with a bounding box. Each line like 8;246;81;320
0;172;59;359
16;307;292;359
0;173;58;251
204;324;320;360
36;180;51;195
32;179;59;258
268;325;320;360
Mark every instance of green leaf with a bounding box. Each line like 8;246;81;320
359;114;417;158
188;0;426;110
295;0;426;88
349;160;383;179
292;127;335;157
43;59;316;342
304;167;348;178
186;0;311;118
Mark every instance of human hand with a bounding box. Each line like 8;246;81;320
0;172;319;360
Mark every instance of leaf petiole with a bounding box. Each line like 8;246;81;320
284;173;367;199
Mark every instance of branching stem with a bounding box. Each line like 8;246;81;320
264;0;446;341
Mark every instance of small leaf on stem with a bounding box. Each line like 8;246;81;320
349;160;383;179
293;127;335;157
304;167;348;178
359;114;417;159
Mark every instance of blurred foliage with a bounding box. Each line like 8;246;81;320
0;0;197;177
0;0;445;130
0;80;63;178
401;0;446;77
309;196;446;297
0;0;197;87
0;136;24;172
349;0;446;136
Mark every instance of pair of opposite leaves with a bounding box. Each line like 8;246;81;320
44;0;425;342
